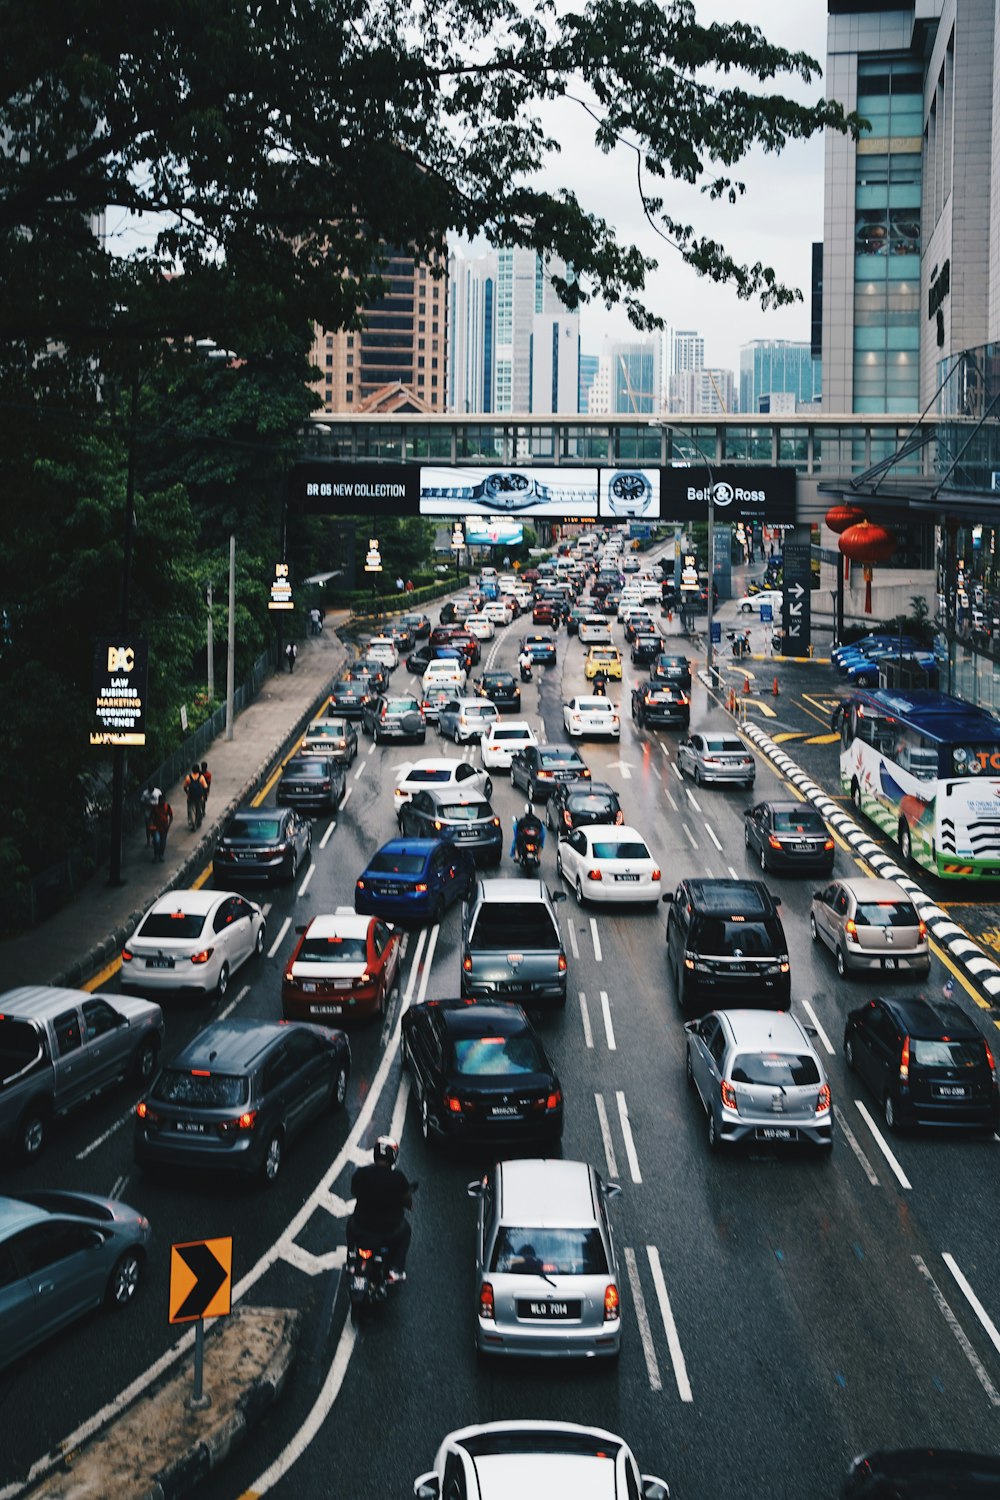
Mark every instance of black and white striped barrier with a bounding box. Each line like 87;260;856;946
699;670;1000;1008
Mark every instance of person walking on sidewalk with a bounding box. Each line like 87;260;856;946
199;761;211;822
184;764;206;829
139;783;159;847
285;641;297;673
148;793;173;863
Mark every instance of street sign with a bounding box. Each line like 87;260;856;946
710;621;721;643
169;1237;233;1324
363;537;383;574
759;603;773;623
781;537;812;655
90;637;149;747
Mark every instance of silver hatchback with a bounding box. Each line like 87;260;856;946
685;1008;833;1153
810;877;930;978
677;732;755;788
467;1158;622;1358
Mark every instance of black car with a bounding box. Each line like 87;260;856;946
329;678;372;720
399;788;503;867
650;653;692;689
275;754;346;813
565;605;590;637
213;807;312;884
844;995;999;1133
631;683;690;729
360;693;426;744
354;658;389;694
510;744;591;801
623;613;654;644
546;780;623;836
630;632;662;664
401;1000;563;1149
743;800;834;874
841;1449;1000;1498
134;1018;351;1185
407;644;464;678
663;878;790;1013
389;623;415;652
400;612;431;640
439;601;460;624
474;671;521;713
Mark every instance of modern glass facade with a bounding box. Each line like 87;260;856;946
738;342;820;414
611;345;657;414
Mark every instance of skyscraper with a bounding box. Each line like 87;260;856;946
578;352;601;413
669;329;705;375
448;251;497;413
670;367;736;415
739;339;820;415
530;314;580;414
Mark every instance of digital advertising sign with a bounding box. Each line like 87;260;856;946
91;637;149;747
419;466;598;518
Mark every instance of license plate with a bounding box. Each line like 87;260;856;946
176;1120;205;1134
458;828;478;838
490;1105;520;1117
312;1004;342;1015
351;1276;367;1293
756;1127;796;1141
147;957;175;969
935;1084;968;1098
518;1300;580;1320
615;873;640;882
882;957;897;970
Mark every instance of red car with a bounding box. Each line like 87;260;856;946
282;912;401;1023
532;600;558;625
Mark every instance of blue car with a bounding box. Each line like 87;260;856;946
520;633;557;666
841;649;938;687
354;838;475;924
833;634;921;667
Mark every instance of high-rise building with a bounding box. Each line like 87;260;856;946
578;352;601;413
605;336;662;414
448;251;497;414
494;248;573;412
669;329;705;374
739;339;820;415
448;247;573;412
530;314;580;414
670;367;736;415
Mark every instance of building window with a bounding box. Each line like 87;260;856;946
418;356;425;368
419;302;426;315
346;354;353;367
325;335;333;349
325;354;333;367
418;338;425;350
432;374;438;387
418;321;425;333
325;373;333;385
431;358;438;370
432;322;438;335
346;391;353;403
346;372;352;384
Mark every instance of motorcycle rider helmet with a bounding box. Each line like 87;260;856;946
524;802;534;819
374;1135;399;1167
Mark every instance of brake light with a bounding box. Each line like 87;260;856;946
845;918;858;940
415;882;428;893
557;953;567;972
136;1100;150;1120
434;819;443;830
899;1035;910;1083
492;817;501;828
546;1089;562;1111
479;1283;495;1319
615;810;624;824
358;1247;374;1261
768;835;782;851
538;770;554;779
355;971;371;986
445;1093;463;1114
463;955;472;972
218;1110;257;1136
986;1042;997;1080
604;1284;620;1321
651;868;661;881
816;1083;831;1114
823;839;835;851
563;811;572;826
779;961;790;973
720;1079;737;1110
122;948;133;963
918;919;927;940
587;868;603;881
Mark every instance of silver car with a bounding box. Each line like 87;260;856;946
810;876;930;978
414;1420;669;1500
299;716;358;765
677;731;755;788
685;1008;833;1153
467;1158;622;1358
437;696;500;744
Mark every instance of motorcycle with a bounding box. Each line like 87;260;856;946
347;1185;417;1321
514;834;541;872
519;660;533;683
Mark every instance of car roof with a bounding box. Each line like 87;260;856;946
421;787;489;807
497;1158;596;1226
561;781;617;799
433;1000;531;1037
305;913;372;939
0;985;91;1021
398;758;466;779
169;1018;288;1072
0;1195;52;1240
719;1009;810;1051
878;996;982;1039
837;877;912;902
370;838;437;860
477;877;549;903
585;824;643;841
149;888;221;915
684;879;775;914
231;807;285;822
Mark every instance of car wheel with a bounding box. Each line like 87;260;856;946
883;1093;898;1132
288;849;299;882
420;1095;432;1144
260;1130;283;1185
133;1038;159;1084
744;824;751;848
216;962;230;1000
374;725;382;745
575;876;586;907
433;896;446;928
106;1249;143;1309
740;603;752;614
707;1110;720;1151
836;946;847;979
331;1064;348;1111
898;820;912;862
17;1105;48;1162
844;1033;856;1071
483;777;492;799
694;766;702;787
809;912;818;942
685;1048;694;1088
851;779;862;811
759;844;768;872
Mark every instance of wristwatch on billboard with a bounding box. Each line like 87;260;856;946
606;470;653;517
420;470;595;512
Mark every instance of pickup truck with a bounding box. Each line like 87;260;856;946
460;878;568;1010
0;986;164;1161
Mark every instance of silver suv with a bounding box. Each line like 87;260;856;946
810;876;930;978
684;1008;833;1153
461;878;568;1009
467;1158;622;1359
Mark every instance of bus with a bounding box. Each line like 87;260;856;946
839;688;1000;880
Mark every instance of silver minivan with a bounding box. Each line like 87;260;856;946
809;876;930;978
468;1158;622;1358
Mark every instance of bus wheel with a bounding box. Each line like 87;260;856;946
898;820;912;862
851;779;862;811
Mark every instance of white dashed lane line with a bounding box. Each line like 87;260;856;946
319;821;336;849
578;991;594;1048
854;1100;912;1190
590;917;603;962
800;998;835;1055
704;823;722;852
297;863;315;897
624;1248;662;1393
267;916;292;960
616;1091;642;1183
600;990;616;1051
942;1252;1000;1360
595;1093;619;1179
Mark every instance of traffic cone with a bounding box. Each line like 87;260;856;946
743;674;751;695
772;676;780;697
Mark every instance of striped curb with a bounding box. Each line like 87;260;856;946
698;670;1000;1009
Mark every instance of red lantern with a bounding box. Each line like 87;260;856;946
824;504;866;535
839;522;896;614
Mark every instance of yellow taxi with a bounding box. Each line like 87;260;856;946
584;645;623;681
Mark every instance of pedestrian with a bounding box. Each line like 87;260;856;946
309;606;322;636
768;542;775;559
147;793;173;863
139;783;159;847
285;641;297;673
405;578;414;594
199;761;211;822
395;575;404;592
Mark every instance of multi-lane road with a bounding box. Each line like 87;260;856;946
3;590;1000;1500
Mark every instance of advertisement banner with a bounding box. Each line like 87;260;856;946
419;466;598;517
659;466;796;524
90;637;149;747
290;463;420;516
599;468;661;520
463;516;525;546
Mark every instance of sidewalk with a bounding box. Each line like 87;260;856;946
1;624;352;993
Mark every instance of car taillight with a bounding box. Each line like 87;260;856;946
445;1093;463;1114
122;948;133;963
355;970;371;987
587;868;603;881
190;949;214;965
492;817;501;828
816;1083;831;1114
563;811;572;826
135;1100;158;1122
581;768;591;779
358;1247;374;1261
720;1079;737;1110
219;1110;257;1136
356;879;365;890
415;882;428;893
614;810;624;824
845;918;858;940
703;756;720;764
899;1035;910;1083
651;868;661;881
546;1089;562;1111
604;1284;620;1321
557;953;567;972
985;1042;997;1080
434;819;443;830
918;919;927;940
463;956;472;971
479;1283;495;1319
768;835;782;850
538;769;553;779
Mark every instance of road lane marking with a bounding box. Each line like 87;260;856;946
319;820;336;849
665;788;678;812
217;983;251;1023
942;1253;1000;1360
624;1248;662;1392
353;761;365;779
685;788;702;812
297;864;315;897
704;822;722;852
262;902;272;916
341;785;352;808
671;763;684;782
647;1246;694;1403
590;917;603;961
109;1174;128;1202
801;998;834;1055
683;824;698;848
595;1093;619;1179
566;917;580;960
76;1109;135;1161
616;1091;641;1183
913;1254;1000;1407
832;1105;880;1186
600;990;617;1051
367;742;376;756
267;916;292;960
726;865;740;880
854;1100;912;1190
578;992;594;1048
402;928;428;1003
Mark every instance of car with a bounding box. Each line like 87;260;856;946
437;696;500;744
557;824;661;906
467;1157;621;1359
365;634;399;669
811;877;930;979
275;753;346;813
631;683;690;729
394;758;493;814
355;838;475;925
282;910;402;1022
650;653;692;688
420;686;457;723
213;806;312;885
664;877;790;1013
546;781;623;836
483;598;516;624
578;614;613;645
844;994;999;1133
562;695;621;739
481;720;538;770
584;645;623;680
832;632;921;665
510;744;591;801
677;732;755;788
328;678;372;720
134;1018;351;1184
532;599;558;626
445;629;482;668
407;644;464;678
399;612;431;640
402;1001;563;1148
422;658;467;694
840;1449;1000;1498
122;888;266;998
474;670;521;712
565;604;591;637
0;1189;152;1371
623;611;654;643
461;878;569;1008
464;613;495;641
520;632;557;666
399;788;503;866
413;1420;669;1500
737;589;783;615
744;800;835;874
388;622;414;652
841;649;938;688
685;1008;833;1153
353;657;389;694
360;693;426;744
438;600;460;624
631;632;662;664
299;716;359;765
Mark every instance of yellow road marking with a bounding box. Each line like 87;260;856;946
84;955;121;992
740;699;776;719
771;732;809;743
804;732;841;745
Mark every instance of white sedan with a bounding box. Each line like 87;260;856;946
393;758;492;814
578;616;612;645
481;720;538;769
483;599;516;624
414;1421;669;1500
557;825;662;906
422;659;467;694
563;696;621;740
737;589;783;615
365;635;400;669
464;613;495;640
122;889;265;999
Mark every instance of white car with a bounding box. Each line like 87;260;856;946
638;578;662;603
437;696;500;744
484;599;516;624
481;720;538;769
737;589;783;615
464;613;495;640
579;615;612;645
422;659;467;694
393;758;493;814
557;825;662;906
122;889;265;998
563;696;621;740
617;597;645;621
414;1421;669;1500
365;635;399;669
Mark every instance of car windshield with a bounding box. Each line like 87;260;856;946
367;852;426;875
568;795;615;815
452;1033;547;1076
138;909;209;939
592;840;649;860
493;729;531;741
284;761;329;780
228;818;282;842
704;738;746;754
153;1070;249;1108
772;811;827;834
439;802;488;822
308;722;347;737
731;1052;821;1087
697;918;783;956
333;682;358;694
407;769;452;784
491;1227;608;1276
472;907;559;948
540;749;582;766
855;902;918;927
912;1039;983;1068
385;700;419;714
298;935;367;962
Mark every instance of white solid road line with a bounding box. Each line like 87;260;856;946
297;863;315;897
578;991;594;1049
624;1248;662;1393
704;822;723;852
267;915;292;960
800;998;835;1055
247;1318;358;1495
566;918;580;960
913;1254;1000;1407
319;820;336;849
616;1091;642;1183
647;1245;694;1402
216;983;251;1024
942;1252;1000;1360
590;917;603;962
600;990;617;1051
832;1105;880;1187
854;1100;912;1190
108;1173;127;1202
595;1093;619;1179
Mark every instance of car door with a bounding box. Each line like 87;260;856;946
80;997;130;1090
677;735;694;773
213;896;250;972
0;1239;40;1367
281;1029;332;1134
372;920;399;999
829;885;851;953
14;1219;108;1340
745;804;764;855
690;1016;723;1106
812;883;836;947
561;827;586;886
439;700;459;738
49;1004;89;1111
509;749;527;789
259;1040;303;1141
864;1002;900;1099
405;790;432;838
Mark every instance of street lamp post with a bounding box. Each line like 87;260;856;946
649;421;719;686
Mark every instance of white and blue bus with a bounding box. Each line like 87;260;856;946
839;688;1000;880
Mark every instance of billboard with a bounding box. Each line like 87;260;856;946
463;516;525;546
419;466;598;518
599;468;661;520
659;465;796;524
90;637;149;747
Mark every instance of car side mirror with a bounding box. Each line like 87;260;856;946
661;891;674;904
641;1478;670;1500
413;1477;440;1500
466;1180;486;1198
812;891;821;901
770;895;781;907
551;890;567;903
602;1181;622;1200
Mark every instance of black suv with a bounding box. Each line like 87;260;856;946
134;1018;351;1185
844;995;999;1133
546;781;623;836
632;683;689;729
663;878;789;1013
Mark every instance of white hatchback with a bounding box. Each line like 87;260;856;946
422;659;467;694
481;720;539;769
557;825;661;906
464;613;495;640
484;599;516;624
578;616;612;645
365;635;399;669
393;758;493;813
122;889;265;998
563;696;621;739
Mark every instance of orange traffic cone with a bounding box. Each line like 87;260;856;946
772;677;780;697
743;674;751;695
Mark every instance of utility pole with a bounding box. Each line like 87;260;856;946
225;534;236;741
107;360;139;888
206;581;215;702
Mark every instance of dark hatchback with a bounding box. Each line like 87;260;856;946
510;744;591;801
399;612;431;640
650;653;692;689
134;1018;351;1186
744;800;835;874
399;788;503;867
546;781;623;836
844;995;999;1133
360;694;426;744
213;808;312;885
401;1000;563;1150
664;878;790;1013
407;644;464;678
632;683;689;729
389;623;414;652
474;671;521;713
353;658;389;694
355;838;475;924
520;633;557;666
275;754;346;813
329;678;372;720
630;633;663;665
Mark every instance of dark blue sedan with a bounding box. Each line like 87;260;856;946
354;838;475;925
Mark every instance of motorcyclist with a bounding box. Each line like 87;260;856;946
518;646;533;682
512;801;545;864
592;668;608;697
347;1136;413;1282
